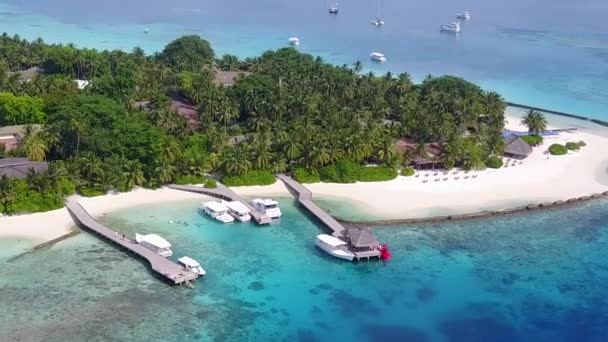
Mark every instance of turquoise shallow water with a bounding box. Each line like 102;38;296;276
1;198;608;341
0;0;607;118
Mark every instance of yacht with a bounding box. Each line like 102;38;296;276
371;18;385;27
440;22;462;33
135;233;173;257
251;198;282;219
370;52;387;62
202;201;235;223
329;2;339;14
144;28;149;34
456;11;471;20
222;200;252;222
288;37;300;46
315;234;355;261
371;0;384;26
178;256;206;276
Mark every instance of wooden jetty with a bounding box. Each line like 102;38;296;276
65;199;199;285
276;174;381;261
167;184;272;224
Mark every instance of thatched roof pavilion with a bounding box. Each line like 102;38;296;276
503;134;533;159
346;228;379;248
0;158;48;178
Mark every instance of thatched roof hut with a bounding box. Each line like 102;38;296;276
213;70;251;87
346;228;379;248
0;158;48;178
503;134;533;159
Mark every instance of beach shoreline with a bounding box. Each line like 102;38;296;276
1;107;607;250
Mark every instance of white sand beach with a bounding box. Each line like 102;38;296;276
0;188;203;246
302;108;608;220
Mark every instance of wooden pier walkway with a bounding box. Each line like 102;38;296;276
276;174;345;237
167;184;272;224
65;198;199;285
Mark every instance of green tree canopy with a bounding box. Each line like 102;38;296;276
0;92;45;125
159;35;215;72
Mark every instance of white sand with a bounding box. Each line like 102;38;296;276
0;188;203;245
304;108;608;219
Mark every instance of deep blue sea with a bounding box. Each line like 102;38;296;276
1;198;607;341
0;0;607;118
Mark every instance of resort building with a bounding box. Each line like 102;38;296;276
0;158;48;179
395;138;444;170
213;70;251;87
344;228;382;260
502;134;533;159
135;98;200;129
8;66;43;82
0;125;42;152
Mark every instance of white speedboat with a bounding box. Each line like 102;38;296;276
202;201;235;223
370;52;386;62
456;11;471;20
222;200;252;222
144;28;149;34
251;198;282;219
288;37;300;46
371;18;384;26
315;234;355;261
135;233;173;257
178;256;206;276
440;22;462;33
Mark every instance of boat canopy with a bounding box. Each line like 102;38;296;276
253;198;279;206
371;52;385;57
136;233;171;249
223;201;250;214
178;256;201;267
205;201;229;212
316;234;348;247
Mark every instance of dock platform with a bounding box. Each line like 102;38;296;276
65;199;199;285
276;174;380;261
167;184;272;224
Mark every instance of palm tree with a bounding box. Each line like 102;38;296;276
521;109;547;135
70;117;85;155
155;161;176;184
24;134;47;161
124;161;146;189
222;147;252;175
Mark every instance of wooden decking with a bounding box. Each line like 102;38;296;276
65;199;199;285
276;174;345;237
167;184;272;224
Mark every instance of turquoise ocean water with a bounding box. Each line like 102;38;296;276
0;0;607;118
1;198;607;341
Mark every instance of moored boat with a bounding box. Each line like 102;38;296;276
440;22;462;33
329;1;339;14
222;200;252;222
202;201;235;223
370;52;387;62
251;198;282;219
315;234;355;261
288;37;300;46
456;11;471;20
135;233;173;257
178;256;206;276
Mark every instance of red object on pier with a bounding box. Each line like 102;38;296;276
379;244;392;260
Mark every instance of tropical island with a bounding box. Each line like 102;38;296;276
0;33;607;244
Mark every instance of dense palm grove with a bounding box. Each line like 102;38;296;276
0;33;506;213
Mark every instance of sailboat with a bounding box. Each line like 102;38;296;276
371;0;384;26
329;1;339;14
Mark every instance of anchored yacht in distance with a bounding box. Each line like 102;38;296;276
370;52;387;62
288;37;300;46
440;22;462;33
456;11;471;20
329;1;338;14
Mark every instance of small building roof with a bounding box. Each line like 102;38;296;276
222;200;250;214
0;158;48;178
9;66;44;81
213;70;251;87
227;135;247;146
346;228;379;248
204;201;229;212
316;234;348;247
0;124;42;138
503;134;533;157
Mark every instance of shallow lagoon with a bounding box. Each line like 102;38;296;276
1;198;607;341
